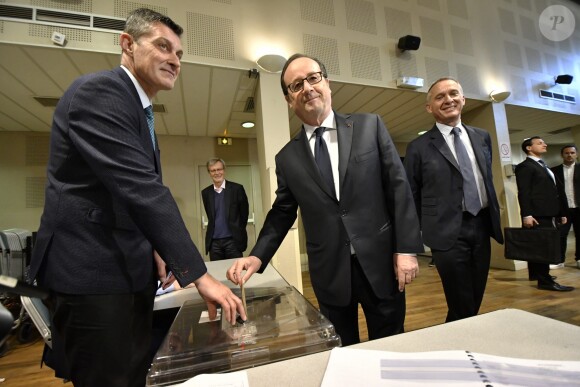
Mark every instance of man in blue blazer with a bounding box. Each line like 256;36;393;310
404;77;504;323
29;8;245;386
202;158;249;260
227;54;424;346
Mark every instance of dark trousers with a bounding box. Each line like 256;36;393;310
209;237;243;261
528;217;557;285
318;255;405;347
49;278;157;387
559;207;580;261
431;210;491;323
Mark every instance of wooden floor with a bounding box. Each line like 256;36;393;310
1;255;579;385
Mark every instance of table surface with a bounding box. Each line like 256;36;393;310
242;308;580;387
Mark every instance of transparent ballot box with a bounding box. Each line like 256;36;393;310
147;286;341;386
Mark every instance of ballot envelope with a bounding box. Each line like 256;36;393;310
146;286;341;386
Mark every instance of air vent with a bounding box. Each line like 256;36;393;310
93;16;125;31
36;9;90;27
244;97;255;112
0;5;124;32
0;4;33;20
34;96;60;107
539;89;576;104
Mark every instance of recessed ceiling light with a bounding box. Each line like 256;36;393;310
241;121;255;128
418;130;427;136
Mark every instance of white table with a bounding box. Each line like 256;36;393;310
242;308;580;386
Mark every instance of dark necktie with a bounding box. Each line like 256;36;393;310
451;127;481;216
538;159;555;183
144;105;156;150
314;127;336;197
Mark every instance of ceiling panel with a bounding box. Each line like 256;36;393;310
1;43;579;148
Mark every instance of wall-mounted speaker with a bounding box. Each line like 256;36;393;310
397;35;421;51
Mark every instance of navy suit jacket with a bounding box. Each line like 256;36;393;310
202;180;249;254
30;67;206;294
516;158;567;218
403;124;503;250
250;112;423;306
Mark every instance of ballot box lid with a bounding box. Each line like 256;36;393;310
147;286;341;386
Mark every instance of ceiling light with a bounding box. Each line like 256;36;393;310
417;130;427;136
217;137;232;146
241;121;255;128
489;90;511;103
256;54;286;73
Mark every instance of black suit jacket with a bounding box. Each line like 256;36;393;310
250;112;423;307
403;124;503;250
551;163;580;215
202;180;249;254
516;158;567;218
30;67;206;294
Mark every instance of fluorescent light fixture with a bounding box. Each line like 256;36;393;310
241;121;255;128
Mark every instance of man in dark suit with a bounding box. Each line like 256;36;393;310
551;144;580;269
202;158;249;261
29;9;245;387
226;54;424;346
515;137;574;291
403;77;504;323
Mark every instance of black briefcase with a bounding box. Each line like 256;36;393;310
504;227;562;264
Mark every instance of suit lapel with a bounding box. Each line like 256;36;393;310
335;112;353;193
428;125;460;171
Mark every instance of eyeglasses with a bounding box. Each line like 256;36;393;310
209;168;224;174
287;71;325;93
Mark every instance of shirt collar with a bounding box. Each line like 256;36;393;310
214;180;226;191
120;65;152;109
305;111;336;141
436;121;463;136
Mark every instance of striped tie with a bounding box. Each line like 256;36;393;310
144;105;156;150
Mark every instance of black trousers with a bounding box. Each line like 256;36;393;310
49;278;157;387
528;217;557;285
559;207;580;261
209;237;243;261
317;255;405;347
431;209;491;323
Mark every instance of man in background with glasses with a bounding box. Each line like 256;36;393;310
227;53;423;346
202;158;249;261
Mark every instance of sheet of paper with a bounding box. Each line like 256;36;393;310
169;370;249;387
321;347;580;387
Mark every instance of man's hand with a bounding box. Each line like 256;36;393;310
393;254;419;292
194;273;246;325
522;216;538;228
226;256;262;286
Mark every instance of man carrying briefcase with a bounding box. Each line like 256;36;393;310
514;136;574;291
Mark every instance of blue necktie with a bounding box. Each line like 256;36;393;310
144;105;156;150
452;127;481;216
314;127;336;198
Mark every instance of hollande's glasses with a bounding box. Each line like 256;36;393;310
287;72;325;93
